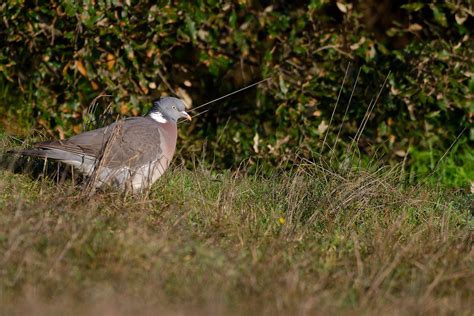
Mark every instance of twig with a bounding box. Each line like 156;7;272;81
156;68;177;95
315;45;354;59
83;94;113;131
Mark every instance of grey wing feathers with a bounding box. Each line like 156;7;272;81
99;118;163;168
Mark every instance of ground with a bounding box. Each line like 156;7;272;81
0;153;472;315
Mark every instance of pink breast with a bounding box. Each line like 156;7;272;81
158;121;178;160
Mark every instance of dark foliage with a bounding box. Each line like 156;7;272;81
0;1;472;175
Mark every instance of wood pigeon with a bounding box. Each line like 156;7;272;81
14;97;191;193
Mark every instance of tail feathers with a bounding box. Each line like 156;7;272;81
10;147;87;164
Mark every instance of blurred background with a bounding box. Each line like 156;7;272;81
0;0;472;187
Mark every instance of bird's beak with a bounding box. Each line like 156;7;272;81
181;111;192;121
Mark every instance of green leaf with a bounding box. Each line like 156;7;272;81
279;76;288;95
63;0;78;17
401;3;425;12
468;75;474;93
229;10;237;29
185;16;197;43
430;5;448;27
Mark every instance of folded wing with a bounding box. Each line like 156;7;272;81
16;117;164;170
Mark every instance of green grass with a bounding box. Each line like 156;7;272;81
0;150;472;315
408;139;474;188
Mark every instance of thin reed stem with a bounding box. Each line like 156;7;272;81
190;77;271;112
330;67;361;163
320;63;351;155
350;71;391;152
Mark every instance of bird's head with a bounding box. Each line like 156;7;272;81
148;97;191;123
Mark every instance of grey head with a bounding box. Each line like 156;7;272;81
148;97;191;123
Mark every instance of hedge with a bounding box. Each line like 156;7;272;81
0;1;472;176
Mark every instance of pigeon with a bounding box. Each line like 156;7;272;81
13;97;191;193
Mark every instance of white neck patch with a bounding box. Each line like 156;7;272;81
149;111;168;123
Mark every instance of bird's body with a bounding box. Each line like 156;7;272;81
14;97;191;193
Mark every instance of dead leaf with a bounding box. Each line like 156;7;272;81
455;13;467;25
75;60;87;77
106;53;115;70
365;43;376;59
336;2;347;13
72;125;82;134
38;118;47;127
408;23;423;31
267;135;290;155
91;81;99;90
318;120;328;134
390;85;400;95
253;133;260;153
197;29;209;41
176;87;192;108
120;103;128;115
350;37;366;50
55;126;65;140
307;98;317;106
394;150;406;157
62;62;71;76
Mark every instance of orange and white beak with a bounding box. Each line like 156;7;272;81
181;111;192;121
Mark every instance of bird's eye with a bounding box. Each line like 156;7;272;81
172;106;177;110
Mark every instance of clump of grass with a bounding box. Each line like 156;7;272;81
0;142;472;315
